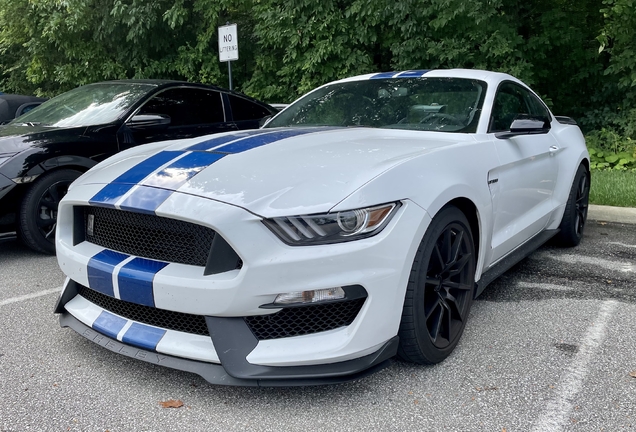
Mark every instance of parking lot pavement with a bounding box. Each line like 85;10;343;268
0;219;635;432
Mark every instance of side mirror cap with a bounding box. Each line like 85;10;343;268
127;114;171;130
495;115;550;139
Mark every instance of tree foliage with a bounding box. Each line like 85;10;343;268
0;0;634;136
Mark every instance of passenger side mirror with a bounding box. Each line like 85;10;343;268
126;114;171;130
495;115;550;139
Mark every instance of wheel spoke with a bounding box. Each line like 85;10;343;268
446;294;464;323
36;217;56;228
428;306;444;342
425;298;441;320
443;280;473;291
448;253;471;276
39;197;57;210
441;229;452;264
449;229;464;264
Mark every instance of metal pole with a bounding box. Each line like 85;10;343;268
228;61;233;90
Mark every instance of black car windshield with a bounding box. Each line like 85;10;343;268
266;77;487;133
11;83;155;127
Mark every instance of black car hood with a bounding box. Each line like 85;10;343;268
0;124;87;155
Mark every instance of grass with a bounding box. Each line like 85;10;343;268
589;170;636;207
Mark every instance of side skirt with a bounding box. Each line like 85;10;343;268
475;229;559;298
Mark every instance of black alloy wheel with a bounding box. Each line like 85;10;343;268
18;169;82;254
554;164;589;247
398;205;476;364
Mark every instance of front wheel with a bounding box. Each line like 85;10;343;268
554;164;589;247
18;169;82;254
398;205;476;365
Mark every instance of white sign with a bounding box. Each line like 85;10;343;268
218;24;238;62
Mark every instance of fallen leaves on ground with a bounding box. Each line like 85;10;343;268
159;399;184;409
629;371;636;378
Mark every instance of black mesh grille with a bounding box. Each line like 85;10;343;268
245;299;366;340
83;206;215;267
78;285;210;336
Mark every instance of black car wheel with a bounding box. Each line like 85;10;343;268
18;169;81;254
554;164;589;247
398;205;476;364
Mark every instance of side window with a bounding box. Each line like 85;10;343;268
488;82;531;132
228;95;271;121
138;88;225;126
525;92;551;120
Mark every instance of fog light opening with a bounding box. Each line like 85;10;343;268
273;287;346;305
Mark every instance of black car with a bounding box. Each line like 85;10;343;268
0;94;47;124
0;80;277;254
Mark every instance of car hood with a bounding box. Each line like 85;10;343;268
0;124;87;155
80;127;473;217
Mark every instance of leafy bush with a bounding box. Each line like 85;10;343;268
586;128;636;171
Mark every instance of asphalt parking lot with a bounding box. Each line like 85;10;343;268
1;213;635;432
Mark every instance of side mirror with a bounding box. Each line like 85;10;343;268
259;115;273;128
495;115;550;139
127;114;171;130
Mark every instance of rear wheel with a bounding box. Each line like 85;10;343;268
398;206;476;364
554;164;589;247
18;169;81;254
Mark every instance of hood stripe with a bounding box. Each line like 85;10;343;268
214;129;318;153
185;129;271;151
89;127;333;214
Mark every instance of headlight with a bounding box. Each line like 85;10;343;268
263;202;401;245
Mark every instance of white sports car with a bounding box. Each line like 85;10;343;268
54;69;590;386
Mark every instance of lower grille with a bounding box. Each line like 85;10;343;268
78;285;209;336
245;299;366;340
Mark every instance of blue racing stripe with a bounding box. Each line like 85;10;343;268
143;152;226;189
92;311;127;339
89;151;184;206
117;257;169;307
370;71;400;79
89;183;135;208
118;186;173;215
395;70;429;77
87;250;130;297
185;130;272;151
122;323;166;351
215;129;317;153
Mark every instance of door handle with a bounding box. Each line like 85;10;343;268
549;145;559;155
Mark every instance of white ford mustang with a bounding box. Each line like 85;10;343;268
54;69;589;386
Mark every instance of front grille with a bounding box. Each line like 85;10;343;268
245;299;366;340
83;206;215;267
78;285;209;336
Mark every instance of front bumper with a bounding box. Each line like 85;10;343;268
58;309;398;387
55;183;430;384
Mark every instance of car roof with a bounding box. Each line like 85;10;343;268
334;69;521;86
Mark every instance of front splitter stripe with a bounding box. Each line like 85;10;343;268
122;322;167;351
92;310;127;339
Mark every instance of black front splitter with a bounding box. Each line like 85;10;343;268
59;312;397;387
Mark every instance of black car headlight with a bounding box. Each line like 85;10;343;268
263;202;401;245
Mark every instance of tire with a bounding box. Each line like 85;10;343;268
553;164;589;247
18;169;82;254
398;205;476;365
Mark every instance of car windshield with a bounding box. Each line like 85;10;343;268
10;83;155;127
266;77;487;133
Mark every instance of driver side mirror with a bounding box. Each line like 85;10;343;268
126;114;171;130
495;115;550;139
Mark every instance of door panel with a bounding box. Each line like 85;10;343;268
487;81;559;262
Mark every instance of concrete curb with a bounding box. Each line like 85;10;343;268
588;204;636;225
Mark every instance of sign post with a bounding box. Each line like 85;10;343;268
218;23;238;90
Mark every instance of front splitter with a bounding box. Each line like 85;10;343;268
59;312;397;387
